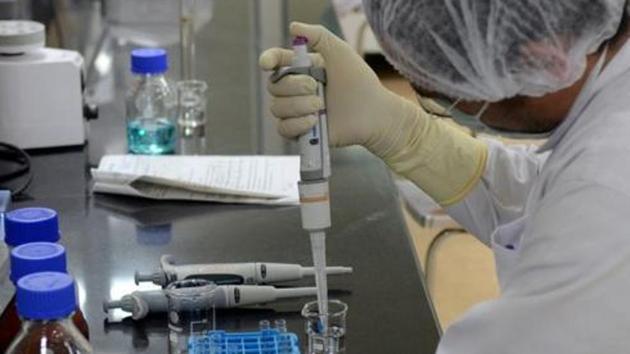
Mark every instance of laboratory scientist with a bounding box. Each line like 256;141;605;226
260;0;630;353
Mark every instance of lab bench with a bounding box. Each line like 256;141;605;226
4;146;440;353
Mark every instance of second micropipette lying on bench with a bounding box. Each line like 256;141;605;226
134;255;353;287
103;284;319;320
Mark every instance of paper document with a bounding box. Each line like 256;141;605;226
91;155;300;205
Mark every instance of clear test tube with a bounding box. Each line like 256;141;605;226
274;319;287;333
302;300;348;354
259;319;271;331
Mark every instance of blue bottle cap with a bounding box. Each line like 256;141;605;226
10;242;67;284
131;48;168;74
4;207;60;247
16;272;76;320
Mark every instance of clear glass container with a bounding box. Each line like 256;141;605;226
7;317;92;354
302;300;348;354
0;242;89;353
177;80;207;130
126;48;177;155
177;79;207;155
6;272;92;354
166;279;217;354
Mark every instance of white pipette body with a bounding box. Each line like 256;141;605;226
291;36;332;330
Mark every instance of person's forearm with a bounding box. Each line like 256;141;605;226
446;140;548;243
376;98;489;207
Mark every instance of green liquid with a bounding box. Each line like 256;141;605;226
127;118;176;155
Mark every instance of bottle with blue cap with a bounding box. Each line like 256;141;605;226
6;272;92;353
0;242;90;352
126;48;177;155
4;207;60;248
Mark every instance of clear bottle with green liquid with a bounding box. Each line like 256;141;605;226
126;48;177;155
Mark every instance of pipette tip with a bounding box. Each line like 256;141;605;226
302;266;353;276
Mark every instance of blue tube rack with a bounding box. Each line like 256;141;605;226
188;329;301;354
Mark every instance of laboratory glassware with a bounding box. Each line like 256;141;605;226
302;300;348;354
126;48;177;155
177;80;207;130
0;243;90;352
177;79;208;154
6;272;92;353
0;208;91;352
1;207;63;350
166;279;216;354
274;319;288;333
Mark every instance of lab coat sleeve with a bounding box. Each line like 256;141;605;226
446;139;548;245
437;179;630;354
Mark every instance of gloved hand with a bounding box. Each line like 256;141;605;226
259;22;488;206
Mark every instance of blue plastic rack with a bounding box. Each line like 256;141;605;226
189;329;301;354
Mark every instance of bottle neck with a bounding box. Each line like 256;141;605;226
21;312;75;326
131;73;171;92
134;72;167;81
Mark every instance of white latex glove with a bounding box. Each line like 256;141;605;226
260;22;488;206
259;22;417;155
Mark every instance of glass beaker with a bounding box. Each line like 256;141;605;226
302;300;348;354
177;80;207;131
177;80;208;155
166;279;216;354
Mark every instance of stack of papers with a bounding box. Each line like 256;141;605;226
91;155;300;205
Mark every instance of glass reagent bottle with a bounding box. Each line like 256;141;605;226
126;48;177;155
6;272;92;353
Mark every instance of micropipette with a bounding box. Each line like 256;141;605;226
134;255;352;287
271;36;332;329
103;284;318;320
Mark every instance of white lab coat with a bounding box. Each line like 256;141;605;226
437;40;630;354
